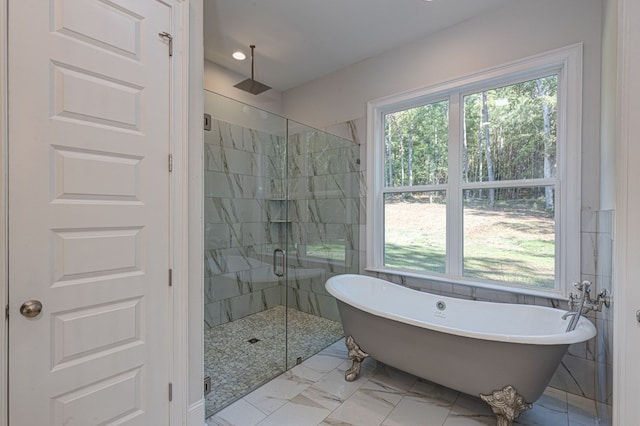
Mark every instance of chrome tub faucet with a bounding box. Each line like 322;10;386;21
563;281;611;332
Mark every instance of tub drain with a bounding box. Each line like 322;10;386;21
436;301;446;311
247;338;260;344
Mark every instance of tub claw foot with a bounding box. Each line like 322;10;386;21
344;335;369;382
480;385;532;426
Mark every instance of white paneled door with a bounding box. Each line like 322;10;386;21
8;0;173;424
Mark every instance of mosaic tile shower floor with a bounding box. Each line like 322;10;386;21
205;306;344;417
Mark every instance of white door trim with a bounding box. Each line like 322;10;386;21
614;0;636;424
171;0;191;424
186;0;205;422
169;0;204;424
0;0;7;425
0;1;193;424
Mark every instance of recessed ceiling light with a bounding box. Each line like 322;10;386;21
232;51;246;60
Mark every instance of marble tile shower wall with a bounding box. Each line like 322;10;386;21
285;130;361;322
204;119;286;328
367;210;613;410
204;119;363;328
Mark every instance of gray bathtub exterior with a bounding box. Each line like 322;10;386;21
337;298;570;404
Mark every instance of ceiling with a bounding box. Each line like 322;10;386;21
204;0;513;93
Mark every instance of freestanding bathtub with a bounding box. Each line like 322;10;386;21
325;274;597;425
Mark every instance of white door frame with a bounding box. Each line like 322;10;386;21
186;0;205;422
169;1;195;423
614;0;639;424
0;1;199;425
0;0;7;424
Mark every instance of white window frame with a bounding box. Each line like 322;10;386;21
366;44;583;298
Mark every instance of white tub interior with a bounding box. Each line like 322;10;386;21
326;274;596;345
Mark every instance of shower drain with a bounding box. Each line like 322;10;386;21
247;338;260;344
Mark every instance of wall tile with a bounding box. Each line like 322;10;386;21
550;354;596;400
582;209;597;233
204;301;223;328
205;117;361;333
580;232;597;276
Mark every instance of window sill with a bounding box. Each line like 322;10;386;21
364;267;569;301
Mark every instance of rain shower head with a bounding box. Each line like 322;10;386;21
234;45;271;95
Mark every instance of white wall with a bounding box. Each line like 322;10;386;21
204;60;283;116
600;0;617;210
282;0;603;210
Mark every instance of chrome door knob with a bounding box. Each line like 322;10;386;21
20;300;43;318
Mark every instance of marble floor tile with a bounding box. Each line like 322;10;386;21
244;370;314;415
257;394;332;426
289;363;331;383
382;394;452;426
567;393;601;425
410;379;460;406
300;351;346;375
324;387;402;426
299;385;348;412
207;398;266;426
443;393;496;426
207;336;603;426
515;405;569;426
306;368;366;406
515;387;569;425
595;401;613;426
367;364;419;393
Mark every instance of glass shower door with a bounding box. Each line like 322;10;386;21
202;91;361;418
203;91;288;417
284;121;360;369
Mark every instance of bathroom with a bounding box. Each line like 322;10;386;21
198;0;615;425
4;0;637;424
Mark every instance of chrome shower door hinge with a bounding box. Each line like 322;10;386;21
204;376;212;396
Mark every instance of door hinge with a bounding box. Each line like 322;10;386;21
5;304;8;320
169;268;173;287
204;376;212;396
168;154;173;172
159;32;173;57
169;382;173;402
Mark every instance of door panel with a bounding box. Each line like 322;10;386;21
8;0;172;424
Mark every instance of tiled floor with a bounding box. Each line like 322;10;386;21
205;306;344;416
207;338;604;426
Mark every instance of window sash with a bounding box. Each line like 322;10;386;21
367;44;582;297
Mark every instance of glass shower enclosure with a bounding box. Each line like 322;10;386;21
203;91;361;417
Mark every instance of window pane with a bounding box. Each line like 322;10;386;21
384;192;446;273
463;76;557;182
384;100;449;187
463;187;555;288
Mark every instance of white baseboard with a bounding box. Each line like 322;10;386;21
188;399;205;426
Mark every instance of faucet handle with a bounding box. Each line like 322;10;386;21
567;292;578;310
573;280;591;293
597;289;612;308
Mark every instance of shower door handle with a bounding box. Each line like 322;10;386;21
273;248;286;277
